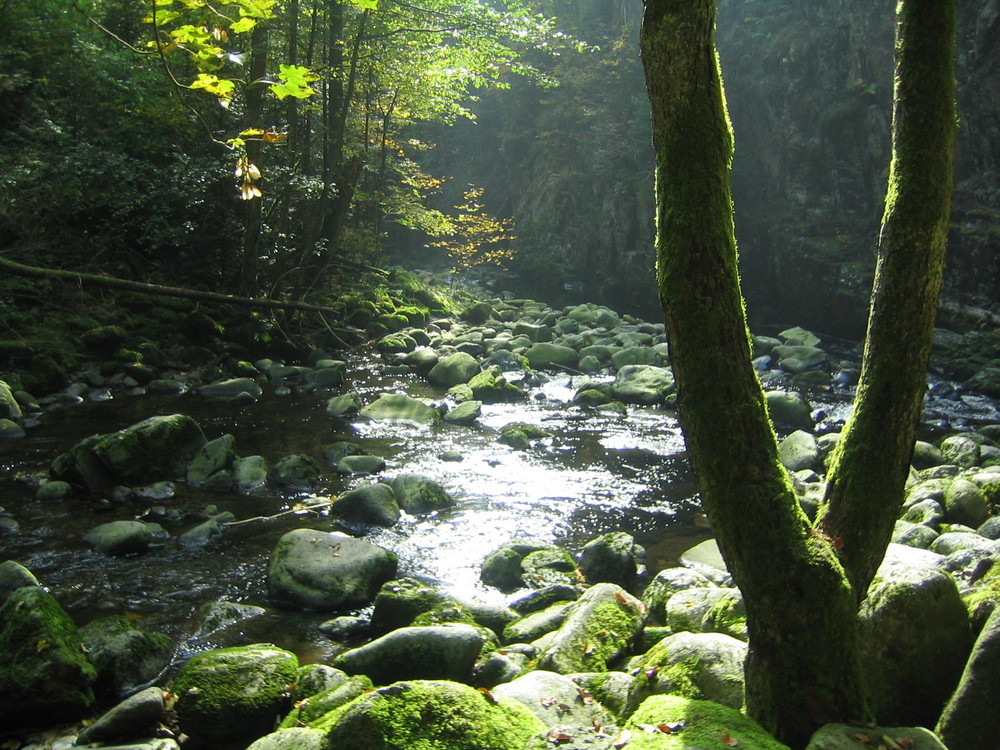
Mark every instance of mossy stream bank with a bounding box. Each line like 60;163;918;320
2;276;1000;749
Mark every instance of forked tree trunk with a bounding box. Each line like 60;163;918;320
640;0;956;745
639;3;865;744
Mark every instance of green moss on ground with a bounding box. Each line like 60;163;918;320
624;695;790;750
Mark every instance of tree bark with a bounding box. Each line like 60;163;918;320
640;1;866;745
239;22;270;297
818;0;957;597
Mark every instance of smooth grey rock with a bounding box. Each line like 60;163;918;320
902;498;945;527
234;455;268;492
186;434;236;486
940;435;981;468
178;512;235;547
269;454;321;490
443;399;482;425
526;342;579;371
245;728;325;750
678;539;733;586
943;478;990;528
0;560;39;601
334;624;486;685
79;615;173;697
267;529;397;611
190;600;266;640
577;531;641;588
665;587;746;641
891;520;939;550
503;601;573;643
336;454;386;476
35;480;73;502
912;440;946;470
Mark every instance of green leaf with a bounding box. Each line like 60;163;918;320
347;0;378;8
189;73;236;101
229;16;257;33
269;64;318;99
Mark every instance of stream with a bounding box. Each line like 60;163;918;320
2;335;999;668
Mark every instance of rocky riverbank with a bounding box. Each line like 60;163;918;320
3;274;1000;749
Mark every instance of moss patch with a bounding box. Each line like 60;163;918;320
316;679;544;750
624;695;789;750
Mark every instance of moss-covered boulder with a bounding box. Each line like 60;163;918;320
0;380;22;421
498;422;553;451
0;560;39;602
492;670;614;729
279;673;372;728
78;614;173;697
172;643;299;745
859;544;974;727
577;531;643;589
334;624;487;685
466;365;526;403
628;631;747;710
481;539;564;591
526;342;579;371
269;453;322;491
614;695;788;750
942;477;990;527
198;376;263;399
536;583;646;674
268;529;398;611
186;433;237;487
427;351;482;388
370;577;459;633
0;586;97;727
331;482;401;526
247;727;326;750
83;520;165;556
642;567;717;624
808;724;946;750
764;390;814;428
390;474;456;515
315;679;543;749
50;414;207;490
609;365;676;405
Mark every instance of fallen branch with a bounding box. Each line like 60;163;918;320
223;499;334;527
0;256;341;315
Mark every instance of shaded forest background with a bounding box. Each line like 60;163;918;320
2;0;998;339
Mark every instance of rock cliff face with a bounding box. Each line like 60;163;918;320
430;0;1000;337
717;0;1000;336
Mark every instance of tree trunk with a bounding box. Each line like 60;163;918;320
818;0;957;597
239;22;270;296
640;1;866;745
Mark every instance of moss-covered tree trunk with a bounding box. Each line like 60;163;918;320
640;0;956;746
640;2;866;744
818;0;957;597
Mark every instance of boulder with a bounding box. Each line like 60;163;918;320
0;380;23;420
503;601;573;644
466;365;525;403
778;430;820;472
35;479;73;502
808;724;947;750
317;679;543;749
51;414;207;490
0;586;96;727
279;673;372;729
0;560;40;602
334;624;487;685
610;365;676;405
198;377;263;399
359;393;441;426
78;615;173;697
642;567;716;624
943;478;990;528
764;390;813;428
186;433;236;486
325;392;362;418
427;351;482;388
172;643;299;744
76;686;166;745
482;540;565;591
390;474;456;515
370;577;459;634
336;454;386;475
577;531;642;588
493;670;614;729
331;482;400;526
246;728;325;750
234;455;269;492
443;399;482;425
305;363;346;389
536;584;646;674
628;631;747;710
936;603;1000;750
267;529;397;611
84;520;164;556
625;695;788;750
859;544;974;727
526;342;579;371
269;454;322;490
665;587;747;641
940;434;980;468
521;548;578;588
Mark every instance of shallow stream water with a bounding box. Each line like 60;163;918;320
2;341;998;668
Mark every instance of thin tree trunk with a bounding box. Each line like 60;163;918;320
640;1;866;745
818;0;957;597
239;22;270;296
